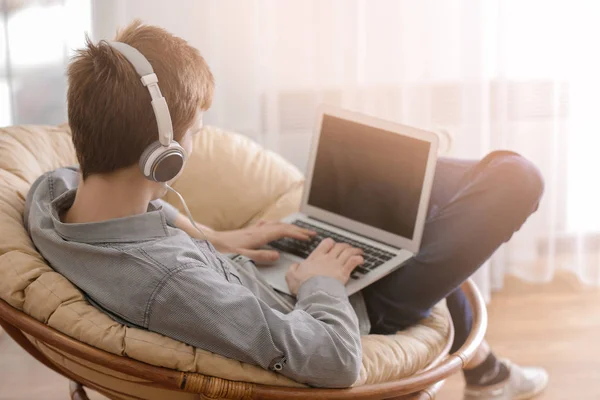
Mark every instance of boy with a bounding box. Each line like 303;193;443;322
26;21;548;398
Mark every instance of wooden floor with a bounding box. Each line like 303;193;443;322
439;273;600;399
0;272;598;399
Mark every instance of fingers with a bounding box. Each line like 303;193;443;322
282;225;315;241
261;223;316;243
300;228;317;236
309;237;335;258
281;223;317;238
238;248;280;264
343;255;364;272
338;246;363;264
328;242;351;258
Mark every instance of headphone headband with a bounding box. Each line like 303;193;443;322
107;41;173;147
106;40;185;182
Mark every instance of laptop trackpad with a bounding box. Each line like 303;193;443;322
258;254;296;295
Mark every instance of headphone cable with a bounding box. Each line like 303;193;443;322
164;184;209;241
163;183;294;312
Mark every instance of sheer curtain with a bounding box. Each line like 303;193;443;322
94;0;600;298
0;0;90;126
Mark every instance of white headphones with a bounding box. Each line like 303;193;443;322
107;41;186;182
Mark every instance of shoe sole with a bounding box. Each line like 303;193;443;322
513;372;549;400
464;371;549;400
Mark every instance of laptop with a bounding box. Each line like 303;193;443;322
260;105;439;295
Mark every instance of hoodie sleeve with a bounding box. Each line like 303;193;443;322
147;266;362;388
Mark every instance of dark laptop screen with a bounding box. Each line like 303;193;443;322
307;114;431;239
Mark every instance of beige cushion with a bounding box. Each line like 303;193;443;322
0;124;451;387
164;127;305;231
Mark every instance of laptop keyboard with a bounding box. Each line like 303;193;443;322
269;220;396;279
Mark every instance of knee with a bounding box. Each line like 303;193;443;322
485;152;545;210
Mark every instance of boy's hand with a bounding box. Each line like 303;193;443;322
285;238;364;295
210;220;316;263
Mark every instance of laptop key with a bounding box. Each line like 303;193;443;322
354;266;369;275
366;262;380;270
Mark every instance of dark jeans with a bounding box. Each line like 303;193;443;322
362;151;544;352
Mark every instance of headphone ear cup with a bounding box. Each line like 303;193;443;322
139;141;162;180
155;141;186;182
139;141;186;182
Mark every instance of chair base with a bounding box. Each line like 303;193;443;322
70;381;90;400
69;380;446;400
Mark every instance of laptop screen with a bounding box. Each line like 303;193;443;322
307;114;431;240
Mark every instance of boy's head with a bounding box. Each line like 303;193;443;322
67;20;214;181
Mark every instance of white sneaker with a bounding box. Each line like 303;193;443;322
464;360;548;400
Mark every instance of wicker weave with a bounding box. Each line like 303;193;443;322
180;374;255;399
